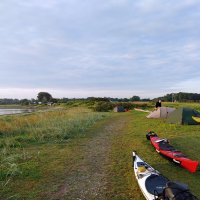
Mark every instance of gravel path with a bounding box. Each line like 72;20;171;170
51;114;130;200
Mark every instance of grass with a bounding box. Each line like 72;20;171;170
0;107;109;199
106;110;200;199
0;107;107;146
163;101;200;111
0;103;200;199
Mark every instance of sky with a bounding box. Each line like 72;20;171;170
1;0;200;99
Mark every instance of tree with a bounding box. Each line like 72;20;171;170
19;99;30;105
37;92;52;103
131;96;140;101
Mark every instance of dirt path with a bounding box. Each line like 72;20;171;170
51;114;131;200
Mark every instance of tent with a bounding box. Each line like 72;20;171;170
146;107;176;119
113;106;125;112
167;107;200;125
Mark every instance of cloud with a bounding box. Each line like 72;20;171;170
1;0;200;98
0;87;156;99
170;78;200;93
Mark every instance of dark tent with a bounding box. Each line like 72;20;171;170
167;107;200;125
113;106;125;112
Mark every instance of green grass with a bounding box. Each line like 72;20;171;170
163;101;200;111
0;107;107;146
0;107;109;199
106;110;200;199
0;103;200;199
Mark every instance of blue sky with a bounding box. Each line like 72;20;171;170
1;0;200;99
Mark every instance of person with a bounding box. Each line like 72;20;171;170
155;100;162;109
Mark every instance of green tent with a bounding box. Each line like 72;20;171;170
167;107;200;125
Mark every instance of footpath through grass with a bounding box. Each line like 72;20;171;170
0;107;199;199
0;107;109;199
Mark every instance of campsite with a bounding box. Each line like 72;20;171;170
2;1;200;199
0;101;200;199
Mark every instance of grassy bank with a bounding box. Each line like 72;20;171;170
0;103;200;199
0;107;109;199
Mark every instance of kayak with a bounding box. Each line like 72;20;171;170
132;151;168;199
146;131;199;173
132;151;198;200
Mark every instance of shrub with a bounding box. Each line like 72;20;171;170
93;102;113;112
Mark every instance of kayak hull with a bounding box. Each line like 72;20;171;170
147;131;199;173
132;152;168;200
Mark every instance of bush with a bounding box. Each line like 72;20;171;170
114;102;135;110
93;102;113;112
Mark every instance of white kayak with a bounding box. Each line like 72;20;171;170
132;151;198;200
132;151;168;200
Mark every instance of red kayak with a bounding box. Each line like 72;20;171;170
146;131;199;173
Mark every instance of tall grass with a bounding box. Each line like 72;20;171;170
0;107;108;190
0;107;107;147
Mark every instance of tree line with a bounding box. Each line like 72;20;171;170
1;92;200;105
156;92;200;102
0;93;150;105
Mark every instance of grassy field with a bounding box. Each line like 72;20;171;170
162;101;200;110
0;107;109;199
106;110;200;199
0;103;200;199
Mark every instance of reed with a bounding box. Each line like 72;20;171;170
0;107;107;147
0;107;108;192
